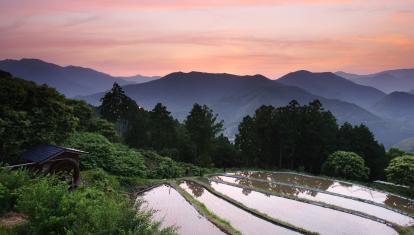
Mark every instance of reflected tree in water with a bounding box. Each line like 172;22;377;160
185;181;205;198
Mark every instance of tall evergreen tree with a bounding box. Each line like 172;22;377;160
100;83;128;123
149;103;178;151
184;104;223;166
100;83;142;134
235;116;258;166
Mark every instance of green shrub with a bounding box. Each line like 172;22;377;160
322;151;369;180
81;168;120;193
64;131;204;179
64;132;115;169
86;117;121;143
141;150;206;178
0;182;9;215
110;144;146;177
16;177;68;234
0;169;31;215
385;155;414;187
64;132;147;177
16;176;175;235
153;158;183;178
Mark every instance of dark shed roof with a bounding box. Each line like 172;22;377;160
22;144;87;163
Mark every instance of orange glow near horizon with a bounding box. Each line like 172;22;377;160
0;0;413;78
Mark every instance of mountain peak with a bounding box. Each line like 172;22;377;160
337;69;414;93
387;91;414;99
279;70;339;81
162;71;269;81
278;70;385;108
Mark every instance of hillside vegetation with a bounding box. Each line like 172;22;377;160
1;70;413;233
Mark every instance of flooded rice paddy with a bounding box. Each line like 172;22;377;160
179;181;300;235
230;171;414;215
214;175;414;226
139;185;224;235
207;180;398;235
138;172;412;235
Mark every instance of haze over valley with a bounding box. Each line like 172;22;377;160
1;58;413;149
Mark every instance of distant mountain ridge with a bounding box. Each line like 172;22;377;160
278;70;386;108
80;71;413;147
2;57;413;147
0;58;159;97
371;91;414;122
336;69;414;93
119;74;161;84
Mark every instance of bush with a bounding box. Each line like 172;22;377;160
64;132;115;170
64;132;147;177
86;117;121;143
80;168;120;193
110;144;146;177
322;151;369;181
385;155;414;187
0;169;32;215
16;176;175;235
153;158;183;178
140;150;206;178
0;182;9;215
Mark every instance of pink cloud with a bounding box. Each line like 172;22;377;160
0;0;413;77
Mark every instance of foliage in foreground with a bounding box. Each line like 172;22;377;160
0;168;175;235
385;155;414;187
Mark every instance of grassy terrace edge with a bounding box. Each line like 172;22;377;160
168;182;242;235
186;179;319;235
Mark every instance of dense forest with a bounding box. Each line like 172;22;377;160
1;71;413;234
97;83;406;181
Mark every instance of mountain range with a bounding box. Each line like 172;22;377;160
1;58;413;148
371;91;414;123
79;71;413;147
278;70;386;109
336;69;414;94
0;58;159;97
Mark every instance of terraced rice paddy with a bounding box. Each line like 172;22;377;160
208;180;398;235
179;181;300;235
138;171;413;235
229;171;414;215
139;185;225;235
213;175;414;226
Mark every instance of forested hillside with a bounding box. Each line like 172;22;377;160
81;71;414;147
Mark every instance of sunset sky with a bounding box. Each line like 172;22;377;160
1;0;413;78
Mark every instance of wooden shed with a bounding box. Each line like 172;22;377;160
21;144;87;190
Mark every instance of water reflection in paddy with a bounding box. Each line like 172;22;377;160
208;180;398;235
139;185;224;235
179;181;300;235
214;175;413;226
231;171;414;215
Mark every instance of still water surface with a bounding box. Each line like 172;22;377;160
180;181;300;235
214;175;413;226
208;180;398;235
231;171;414;215
139;185;224;235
